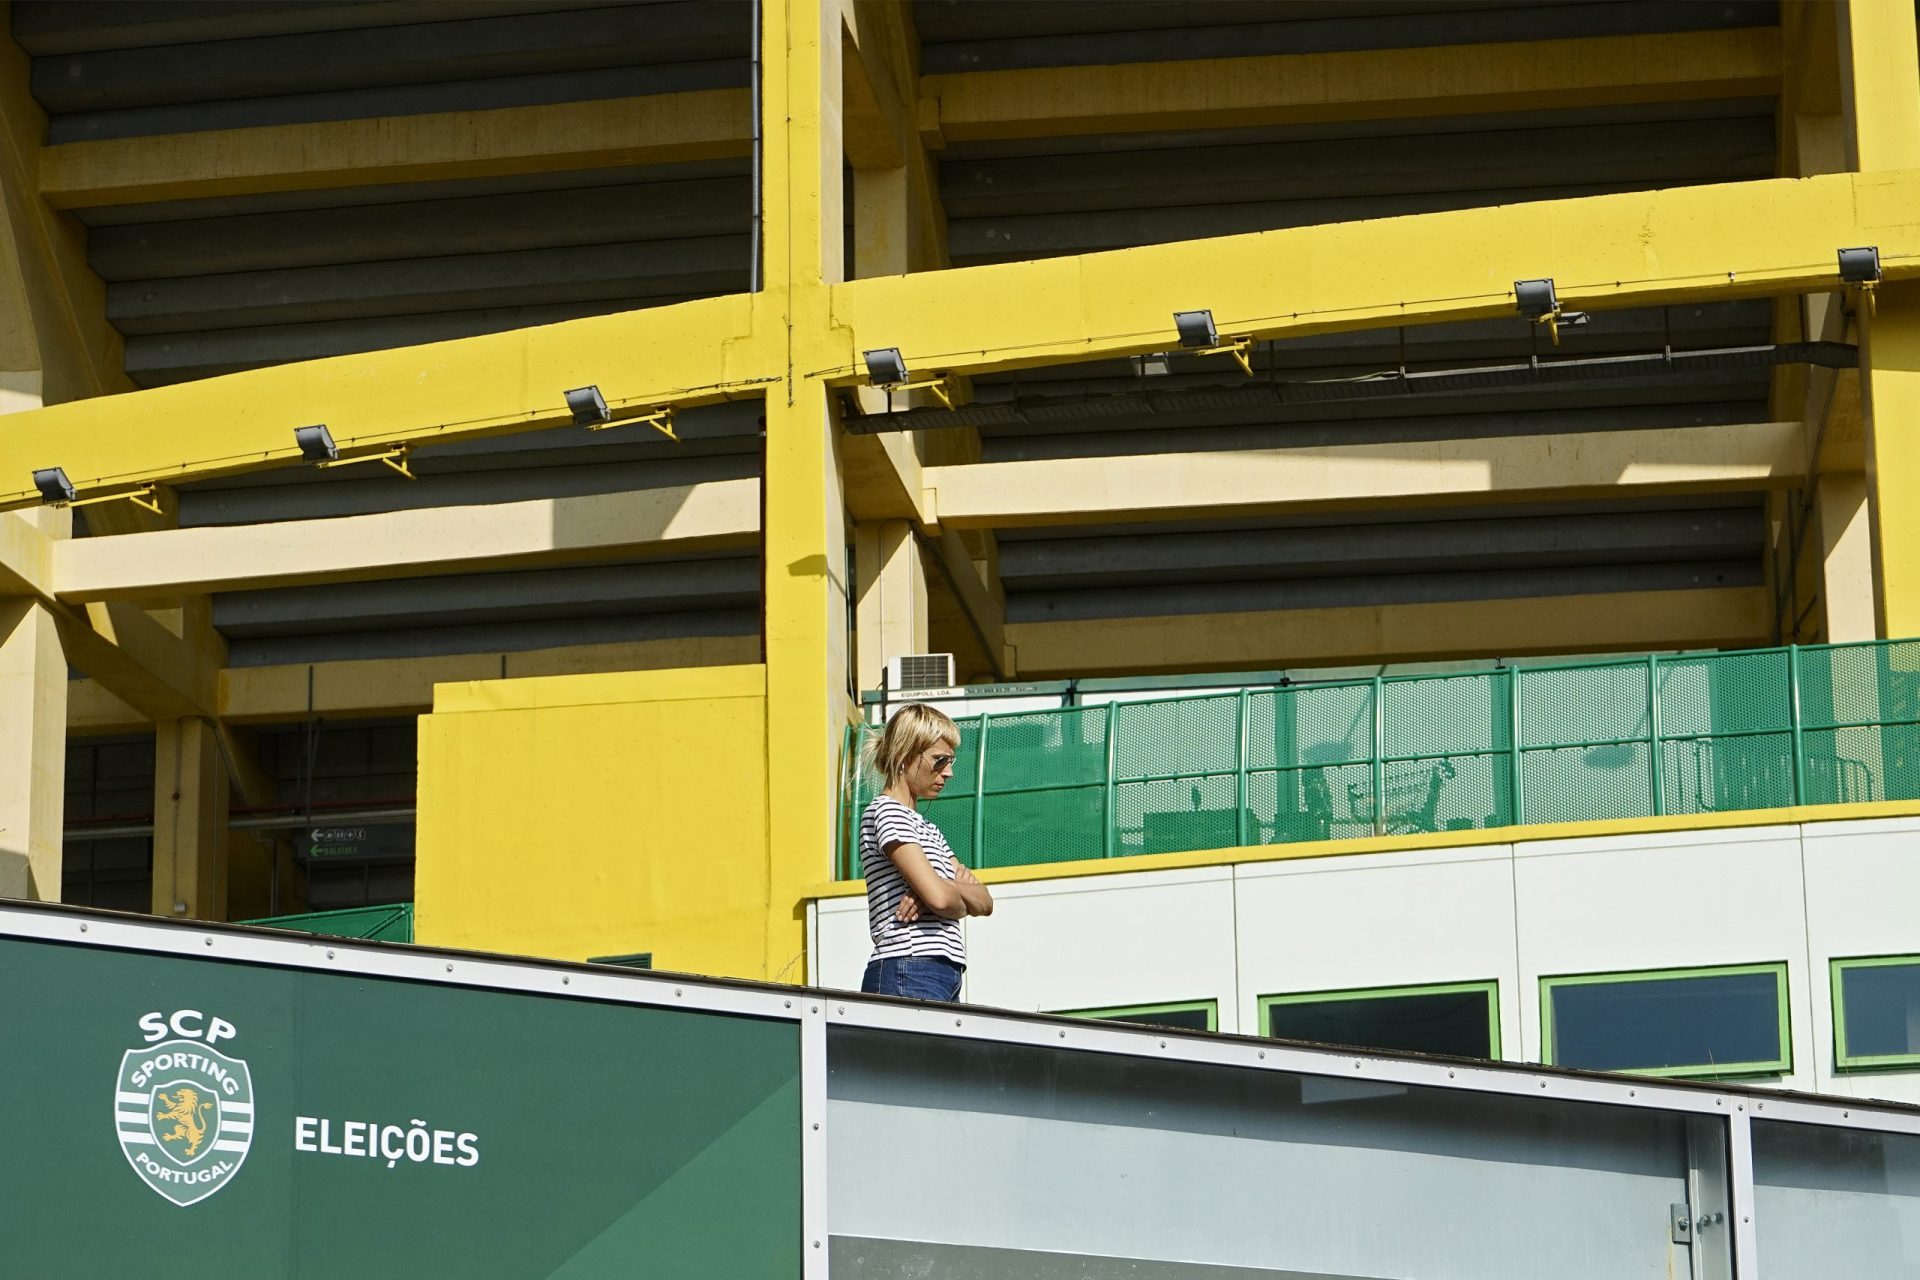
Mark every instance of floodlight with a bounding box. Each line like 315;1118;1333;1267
32;467;75;504
1839;247;1882;285
565;385;611;426
863;348;908;386
294;424;338;462
1514;279;1558;319
1173;310;1218;349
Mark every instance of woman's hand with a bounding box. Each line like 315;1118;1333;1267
895;892;924;923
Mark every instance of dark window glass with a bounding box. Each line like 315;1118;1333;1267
1103;1006;1212;1033
1838;962;1920;1061
1547;969;1784;1073
1267;989;1494;1058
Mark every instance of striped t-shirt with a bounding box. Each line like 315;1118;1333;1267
859;795;967;966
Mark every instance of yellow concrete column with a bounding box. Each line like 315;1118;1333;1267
0;531;65;899
854;520;928;689
759;0;853;981
150;718;228;920
1841;0;1920;637
1817;472;1878;642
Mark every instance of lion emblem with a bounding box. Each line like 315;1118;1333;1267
154;1087;215;1159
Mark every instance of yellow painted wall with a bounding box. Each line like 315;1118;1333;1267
414;664;777;978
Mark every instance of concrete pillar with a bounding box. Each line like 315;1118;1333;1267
151;717;228;920
1817;473;1877;643
0;579;65;900
854;520;928;690
1841;0;1920;639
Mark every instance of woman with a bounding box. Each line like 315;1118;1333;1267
859;703;993;1002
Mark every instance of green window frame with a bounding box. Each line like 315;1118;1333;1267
1831;954;1920;1071
1259;980;1501;1059
1059;999;1219;1033
1540;962;1791;1079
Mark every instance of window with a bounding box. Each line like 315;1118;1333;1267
1831;955;1920;1070
1541;963;1790;1078
1260;981;1500;1059
1061;1000;1218;1033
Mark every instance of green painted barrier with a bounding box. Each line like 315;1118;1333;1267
0;916;800;1277
240;902;414;943
837;637;1920;876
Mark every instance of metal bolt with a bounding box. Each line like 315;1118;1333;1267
674;988;682;997
811;1006;818;1014
954;1018;962;1026
1159;1040;1167;1048
446;964;453;972
1058;1030;1066;1039
326;949;334;959
811;1123;820;1131
1540;1081;1547;1089
1257;1051;1266;1059
204;937;213;947
1743;1216;1751;1224
785;1000;792;1008
1448;1070;1456;1078
78;924;87;933
838;1006;845;1015
562;976;570;985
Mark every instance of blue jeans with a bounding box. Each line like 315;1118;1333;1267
861;955;964;1003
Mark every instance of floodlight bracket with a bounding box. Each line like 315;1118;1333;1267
66;484;164;516
317;445;415;479
1194;335;1255;377
586;406;678;440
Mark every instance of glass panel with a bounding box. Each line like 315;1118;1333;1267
1266;987;1496;1059
829;1026;1726;1280
1545;967;1786;1074
1838;960;1920;1063
1753;1120;1920;1278
1067;1003;1216;1033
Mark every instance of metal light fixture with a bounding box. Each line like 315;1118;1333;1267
294;424;338;463
32;467;75;504
1173;310;1218;349
565;385;611;426
863;348;908;386
1514;277;1586;345
1514;279;1558;320
1839;247;1882;285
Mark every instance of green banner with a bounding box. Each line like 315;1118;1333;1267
0;937;801;1277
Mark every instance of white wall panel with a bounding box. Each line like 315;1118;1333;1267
1513;824;1810;1084
1232;846;1519;1051
957;867;1238;1027
1801;816;1920;1103
814;896;878;993
806;814;1920;1103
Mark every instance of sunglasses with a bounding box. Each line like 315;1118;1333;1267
928;752;956;770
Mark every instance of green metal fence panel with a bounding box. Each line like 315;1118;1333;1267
980;705;1108;867
241;903;414;943
834;638;1920;879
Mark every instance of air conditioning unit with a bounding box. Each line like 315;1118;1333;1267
885;653;956;693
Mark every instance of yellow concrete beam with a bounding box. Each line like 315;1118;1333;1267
53;481;760;602
842;428;925;521
920;524;1009;679
54;600;215;721
218;635;761;724
0;509;51;598
924;27;1781;142
925;422;1805;530
822;169;1920;382
1009;587;1771;678
38;91;752;209
0;292;766;510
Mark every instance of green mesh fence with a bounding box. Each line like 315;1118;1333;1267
835;639;1920;879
